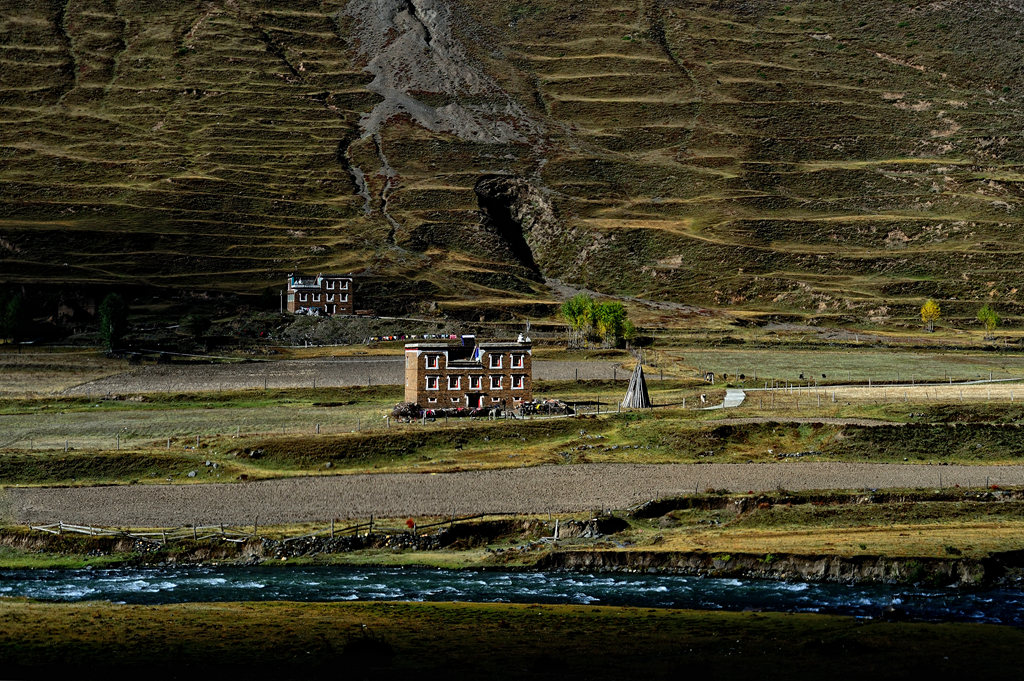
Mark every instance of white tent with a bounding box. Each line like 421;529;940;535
621;361;651;409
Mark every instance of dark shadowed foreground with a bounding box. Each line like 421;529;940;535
0;600;1020;681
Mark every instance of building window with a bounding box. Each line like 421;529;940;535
313;294;320;302
451;397;460;403
425;355;439;369
489;354;502;369
427;397;437;403
490;375;502;390
340;294;348;302
492;397;500;402
448;375;460;390
341;280;349;289
326;280;335;290
511;375;524;390
469;375;481;390
300;293;308;302
511;354;524;369
327;295;334;302
426;376;439;390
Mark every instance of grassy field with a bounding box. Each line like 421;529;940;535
8;377;1024;485
0;599;1020;679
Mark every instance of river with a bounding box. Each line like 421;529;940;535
2;566;1022;625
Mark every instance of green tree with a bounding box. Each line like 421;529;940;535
0;294;26;343
621;318;637;346
977;304;1000;340
99;293;128;351
561;293;595;349
593;301;627;348
921;299;941;333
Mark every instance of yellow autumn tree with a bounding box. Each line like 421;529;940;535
921;299;941;333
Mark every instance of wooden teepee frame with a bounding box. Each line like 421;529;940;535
621;357;651;409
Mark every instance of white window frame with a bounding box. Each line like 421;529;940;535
340;280;349;290
425;355;439;369
448;375;461;390
451;397;460;403
489;354;502;369
327;294;334;302
491;396;500;402
469;375;482;390
313;293;321;302
340;294;348;302
511;355;524;368
427;397;437;403
426;376;439;391
511;375;524;390
300;293;308;302
490;375;502;390
326;280;335;290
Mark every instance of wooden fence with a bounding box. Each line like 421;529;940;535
28;513;493;545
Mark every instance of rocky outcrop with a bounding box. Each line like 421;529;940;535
475;175;576;279
343;0;540;144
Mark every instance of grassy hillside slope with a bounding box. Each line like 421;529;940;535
1;0;1023;323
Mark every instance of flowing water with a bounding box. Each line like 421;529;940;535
2;566;1023;624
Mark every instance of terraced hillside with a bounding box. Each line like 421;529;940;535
1;0;1023;322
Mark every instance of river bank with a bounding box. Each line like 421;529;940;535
5;513;1024;587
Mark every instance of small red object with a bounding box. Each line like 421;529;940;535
406;518;415;528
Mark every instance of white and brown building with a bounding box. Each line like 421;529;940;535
286;273;353;315
404;335;532;408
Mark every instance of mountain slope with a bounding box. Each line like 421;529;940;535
1;0;1023;323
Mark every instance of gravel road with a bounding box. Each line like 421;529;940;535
7;463;1024;526
62;359;625;395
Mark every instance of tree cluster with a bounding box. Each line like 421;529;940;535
920;299;941;333
977;304;1000;339
0;292;26;342
560;293;636;349
99;293;128;351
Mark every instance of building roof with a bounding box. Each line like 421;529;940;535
288;273;353;289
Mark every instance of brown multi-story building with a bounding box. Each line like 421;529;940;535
404;335;532;409
286;273;353;315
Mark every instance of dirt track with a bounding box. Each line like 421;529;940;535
7;463;1024;526
62;359;625;395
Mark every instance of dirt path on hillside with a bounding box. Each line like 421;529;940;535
9;463;1024;526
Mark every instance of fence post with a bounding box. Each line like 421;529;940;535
196;435;200;448
254;516;258;536
193;524;197;541
116;433;120;450
331;519;335;538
